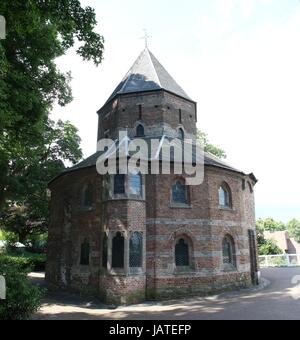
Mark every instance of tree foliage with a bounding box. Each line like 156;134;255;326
196;129;227;159
257;237;282;256
0;0;104;208
0;119;82;243
256;218;286;233
287;219;300;243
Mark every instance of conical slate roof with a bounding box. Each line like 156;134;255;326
104;48;192;105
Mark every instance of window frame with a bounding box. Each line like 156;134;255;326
218;183;232;209
222;234;237;271
111;232;125;269
80;238;90;266
129;232;143;270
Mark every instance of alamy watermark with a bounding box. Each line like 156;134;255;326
0;15;6;40
0;275;6;300
96;132;205;186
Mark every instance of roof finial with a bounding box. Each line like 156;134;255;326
141;29;151;49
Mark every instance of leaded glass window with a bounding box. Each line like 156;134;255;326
102;233;108;268
172;180;187;204
222;235;235;267
136;124;145;137
128;173;142;196
114;174;125;195
80;238;90;266
129;232;143;268
175;239;189;267
112;232;124;268
219;185;231;207
178;128;184;140
82;183;93;208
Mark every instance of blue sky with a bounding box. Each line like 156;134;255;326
51;0;300;223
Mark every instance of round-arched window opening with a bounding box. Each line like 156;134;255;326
218;184;231;208
175;238;189;267
172;180;188;204
178;128;184;140
136;124;145;137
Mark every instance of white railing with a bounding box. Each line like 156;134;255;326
259;254;300;267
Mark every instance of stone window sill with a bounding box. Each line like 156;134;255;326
222;264;237;272
128;268;144;276
80;206;94;212
103;197;145;202
174;267;196;275
170;203;193;209
218;206;235;212
109;269;126;276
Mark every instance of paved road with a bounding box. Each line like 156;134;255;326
32;268;300;320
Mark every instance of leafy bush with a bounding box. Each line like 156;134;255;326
4;252;46;272
0;255;44;320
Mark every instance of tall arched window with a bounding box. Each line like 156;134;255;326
222;235;236;268
129;232;143;268
178;128;184;140
128;172;142;196
80;238;90;266
136;124;145;137
218;184;231;208
114;174;125;195
175;238;189;267
112;232;124;268
172;180;187;204
102;233;108;268
82;183;93;208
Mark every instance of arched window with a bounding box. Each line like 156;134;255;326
136;124;145;137
218;184;231;208
114;174;125;195
82;183;93;208
172;180;187;204
128;172;142;196
175;238;189;267
80;238;90;266
102;233;108;268
222;235;236;268
129;232;143;268
248;182;253;193
178;128;184;140
112;232;124;268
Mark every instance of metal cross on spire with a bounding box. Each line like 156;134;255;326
141;29;151;49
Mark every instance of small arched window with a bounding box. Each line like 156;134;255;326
112;232;124;269
80;238;90;266
219;184;231;208
222;235;236;268
178;128;184;140
128;172;142;196
102;233;108;268
172;180;187;204
114;174;125;195
136;124;145;137
175;238;189;267
129;232;143;268
82;183;93;208
248;182;253;193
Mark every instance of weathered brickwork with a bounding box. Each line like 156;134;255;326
46;49;259;304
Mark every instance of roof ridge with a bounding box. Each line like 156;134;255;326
145;48;161;87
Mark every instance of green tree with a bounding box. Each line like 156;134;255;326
256;218;286;233
0;0;104;208
287;219;300;243
196;129;227;159
0;119;82;243
258;237;282;256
